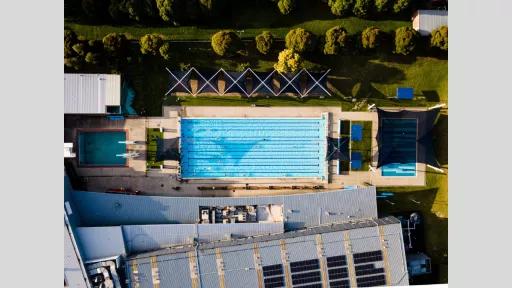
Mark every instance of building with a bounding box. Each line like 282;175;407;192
412;10;448;36
64;74;121;114
69;185;378;231
125;217;409;288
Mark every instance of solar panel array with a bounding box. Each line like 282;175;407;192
326;255;350;288
290;259;322;287
263;264;285;288
353;250;387;287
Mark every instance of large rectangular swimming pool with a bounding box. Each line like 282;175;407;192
78;130;127;167
180;117;327;178
380;119;417;177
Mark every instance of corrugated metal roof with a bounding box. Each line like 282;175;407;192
70;187;378;229
125;217;409;288
414;10;448;36
64;74;120;114
121;223;283;254
75;226;126;262
64;221;90;288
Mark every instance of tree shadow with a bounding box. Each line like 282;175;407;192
422;90;440;102
433;113;448;166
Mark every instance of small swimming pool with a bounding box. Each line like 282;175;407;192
180;117;327;178
78;131;127;167
380;118;417;177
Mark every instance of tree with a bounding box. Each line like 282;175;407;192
102;33;128;56
277;0;295;15
199;0;227;18
139;34;164;55
85;52;100;64
65;29;78;57
394;26;418;55
323;26;349;55
353;0;372;18
65;57;84;70
361;26;384;49
374;0;390;13
156;0;174;22
274;49;302;73
328;0;354;17
431;25;448;51
285;28;316;54
211;30;242;56
393;0;411;14
159;42;172;60
72;43;87;57
255;31;275;55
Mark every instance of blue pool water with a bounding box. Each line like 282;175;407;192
380;119;417;177
78;131;127;166
180;117;327;178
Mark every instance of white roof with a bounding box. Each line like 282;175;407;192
414;10;448;36
64;74;121;114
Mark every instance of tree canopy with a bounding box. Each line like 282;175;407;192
430;26;448;51
394;26;418;55
274;49;302;73
374;0;390;13
277;0;296;15
393;0;411;14
361;26;384;49
324;26;349;55
139;34;164;55
352;0;372;19
285;28;316;54
159;42;172;60
211;30;242;56
328;0;354;17
102;33;128;56
255;31;275;55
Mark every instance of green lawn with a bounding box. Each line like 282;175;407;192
65;0;409;41
146;128;164;169
120;41;447;115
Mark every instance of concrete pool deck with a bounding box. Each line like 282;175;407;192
65;106;427;196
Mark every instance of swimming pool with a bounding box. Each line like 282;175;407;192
78;130;127;167
380;119;417;177
180;117;327;178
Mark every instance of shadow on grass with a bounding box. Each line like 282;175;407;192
433;113;448;166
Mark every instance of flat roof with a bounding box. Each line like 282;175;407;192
70;186;378;230
64;73;120;114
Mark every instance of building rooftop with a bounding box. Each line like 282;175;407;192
64;73;120;114
413;9;448;36
70;186;378;230
125;217;409;288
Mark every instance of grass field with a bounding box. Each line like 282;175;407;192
117;41;447;115
65;0;409;41
146;128;164;169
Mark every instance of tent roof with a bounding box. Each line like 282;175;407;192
376;108;440;168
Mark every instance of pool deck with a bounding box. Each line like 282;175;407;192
65;106;427;196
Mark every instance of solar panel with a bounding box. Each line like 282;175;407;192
355;264;385;277
329;279;350;288
263;264;284;277
352;250;383;264
289;259;320;273
356;274;386;287
293;284;323;288
264;276;285;285
326;255;346;265
291;271;321;286
328;267;348;280
264;281;285;288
